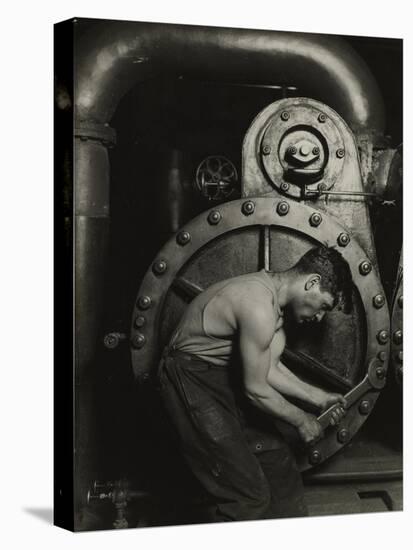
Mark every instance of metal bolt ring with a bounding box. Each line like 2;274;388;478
131;197;390;471
337;232;350;247
208;210;222;225
242;201;255;215
359;261;372;275
137;295;152;310
309;212;322;227
153;260;167;275
276;201;290;216
373;294;385;309
176;230;191;246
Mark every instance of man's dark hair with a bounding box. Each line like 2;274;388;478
293;245;354;314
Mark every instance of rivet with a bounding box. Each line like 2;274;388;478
377;351;387;363
277;201;290;216
176;230;191;246
280;111;290;121
262;144;272;155
132;333;146;349
153;259;167;275
208;210;222;225
255;443;263;451
337;232;350;247
318;113;327;123
137;295;152;310
280;182;290;192
309;450;322;465
242;201;255;215
309;212;322;227
377;330;389;344
393;330;403;345
134;316;146;328
336;148;345;159
287;145;297;155
359;400;370;415
398;295;403;309
337;428;349;444
359;261;372;275
396;350;403;363
103;333;120;349
312;146;320;155
376;367;386;380
373;294;385;309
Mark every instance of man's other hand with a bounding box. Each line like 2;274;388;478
297;413;323;445
319;392;347;426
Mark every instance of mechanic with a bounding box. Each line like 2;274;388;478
157;245;353;522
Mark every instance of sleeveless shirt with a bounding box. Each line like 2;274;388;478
169;269;283;366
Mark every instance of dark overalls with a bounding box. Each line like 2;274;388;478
157;345;308;522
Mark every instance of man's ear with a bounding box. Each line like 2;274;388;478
304;274;321;291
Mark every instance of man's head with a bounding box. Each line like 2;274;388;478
286;245;353;324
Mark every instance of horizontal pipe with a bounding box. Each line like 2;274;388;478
75;19;385;136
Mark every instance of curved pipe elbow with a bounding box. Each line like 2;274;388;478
74;20;385;136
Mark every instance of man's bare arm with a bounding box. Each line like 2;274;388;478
237;297;322;443
267;329;346;423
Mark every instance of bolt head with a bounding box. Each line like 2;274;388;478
242;201;255;215
255;443;263;451
359;261;372;275
312;146;320;155
376;367;386;380
277;201;290;216
337;232;350;247
337;428;349;444
309;450;322;465
287;145;297;155
377;351;387;363
373;294;385;309
396;350;403;363
137;295;152;310
359;400;371;415
393;330;403;345
318;113;327;123
309;212;322;227
208;210;222;225
176;230;191;246
336;148;345;159
377;330;389;344
262;144;272;155
103;334;118;349
132;333;146;349
134;316;146;328
280;111;290;121
153;259;167;275
280;182;290;192
398;295;403;309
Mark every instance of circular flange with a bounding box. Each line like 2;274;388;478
130;197;390;470
260;100;345;198
391;268;403;384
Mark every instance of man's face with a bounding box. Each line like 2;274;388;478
289;275;335;324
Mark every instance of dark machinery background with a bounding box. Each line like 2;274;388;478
54;19;402;530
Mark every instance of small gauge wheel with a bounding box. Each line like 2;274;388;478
195;156;238;200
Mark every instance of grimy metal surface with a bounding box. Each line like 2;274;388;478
131;197;390;471
71;19;386;394
67;19;392;505
242;98;377;264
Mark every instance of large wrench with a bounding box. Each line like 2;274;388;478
317;358;387;430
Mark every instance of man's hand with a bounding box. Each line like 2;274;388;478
318;392;347;426
297;413;323;445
